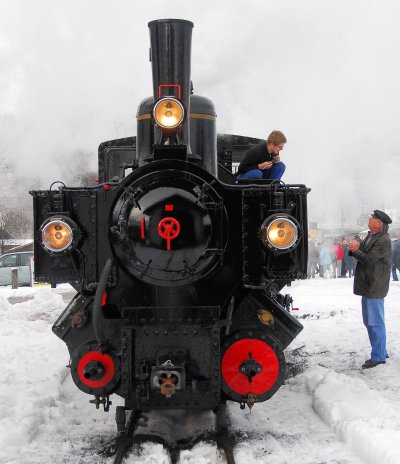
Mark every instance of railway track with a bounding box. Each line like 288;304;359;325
112;432;237;464
108;407;238;464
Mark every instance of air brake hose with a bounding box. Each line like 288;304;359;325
92;258;114;353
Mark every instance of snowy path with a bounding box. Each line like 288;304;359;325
0;280;399;463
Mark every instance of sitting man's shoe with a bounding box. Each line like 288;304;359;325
362;359;386;369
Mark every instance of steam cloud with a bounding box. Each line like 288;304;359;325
1;0;400;226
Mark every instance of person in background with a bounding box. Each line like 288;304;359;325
331;240;344;278
236;130;286;180
391;234;399;281
341;237;347;277
342;238;354;277
349;210;392;369
319;241;333;278
307;241;319;278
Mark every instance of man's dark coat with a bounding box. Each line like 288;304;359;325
350;231;391;298
237;142;273;175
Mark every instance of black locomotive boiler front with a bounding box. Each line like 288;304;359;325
109;167;227;287
31;18;309;423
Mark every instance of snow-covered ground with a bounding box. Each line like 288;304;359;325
1;279;399;464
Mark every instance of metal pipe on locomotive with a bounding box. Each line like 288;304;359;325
31;19;309;428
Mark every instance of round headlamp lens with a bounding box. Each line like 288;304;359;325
153;98;184;129
262;217;298;250
41;220;74;252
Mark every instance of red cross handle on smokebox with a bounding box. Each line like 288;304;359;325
157;217;181;250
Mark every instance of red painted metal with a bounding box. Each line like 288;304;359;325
158;84;181;99
77;351;115;389
165;204;174;211
141;217;146;239
157;217;181;251
221;338;279;395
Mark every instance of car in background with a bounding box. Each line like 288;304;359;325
0;251;34;286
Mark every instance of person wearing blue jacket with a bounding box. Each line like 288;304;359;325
319;242;333;278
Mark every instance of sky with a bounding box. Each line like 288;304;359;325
1;278;400;463
1;0;400;225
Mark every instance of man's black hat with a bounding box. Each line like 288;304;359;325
372;210;392;224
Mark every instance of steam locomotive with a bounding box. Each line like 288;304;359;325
31;19;309;431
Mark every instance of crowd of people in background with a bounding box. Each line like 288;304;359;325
392;234;400;281
308;233;400;280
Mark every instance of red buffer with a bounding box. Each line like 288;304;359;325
221;334;285;404
70;343;121;396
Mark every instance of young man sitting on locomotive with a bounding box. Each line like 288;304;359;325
236;130;286;180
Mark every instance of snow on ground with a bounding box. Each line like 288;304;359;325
0;278;399;463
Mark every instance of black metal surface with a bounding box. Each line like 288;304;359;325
112;410;141;464
29;18;311;445
110;169;227;287
98;136;137;183
148;19;193;149
190;94;218;175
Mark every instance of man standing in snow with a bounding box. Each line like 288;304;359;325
236;130;286;180
349;210;392;369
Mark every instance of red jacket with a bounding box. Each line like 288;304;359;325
332;243;344;260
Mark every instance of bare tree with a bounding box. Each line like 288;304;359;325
60;149;97;186
0;208;32;254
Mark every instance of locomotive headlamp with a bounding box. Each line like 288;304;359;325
153;97;185;130
260;215;299;251
40;217;80;254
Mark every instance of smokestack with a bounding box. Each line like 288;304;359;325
148;19;193;150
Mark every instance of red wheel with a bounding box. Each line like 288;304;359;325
158;217;181;250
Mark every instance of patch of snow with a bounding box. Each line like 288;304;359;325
0;279;399;462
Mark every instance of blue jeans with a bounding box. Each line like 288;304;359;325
361;296;387;362
237;162;286;180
